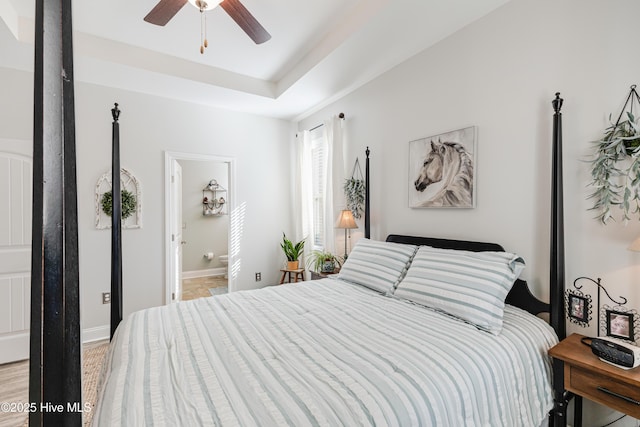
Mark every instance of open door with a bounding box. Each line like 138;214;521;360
170;159;183;302
165;151;236;304
0;140;32;363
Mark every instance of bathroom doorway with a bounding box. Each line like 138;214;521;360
164;152;235;304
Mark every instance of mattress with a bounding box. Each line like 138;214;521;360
93;278;558;426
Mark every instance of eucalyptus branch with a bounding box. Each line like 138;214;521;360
588;109;640;224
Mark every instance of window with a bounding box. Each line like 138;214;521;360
310;129;326;249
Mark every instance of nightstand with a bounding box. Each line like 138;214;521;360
310;270;339;280
549;333;640;426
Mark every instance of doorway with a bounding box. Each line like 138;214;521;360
164;151;235;304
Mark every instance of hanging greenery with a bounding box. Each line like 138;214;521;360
588;90;640;224
344;158;365;219
101;189;137;219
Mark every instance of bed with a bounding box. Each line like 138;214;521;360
93;235;558;426
29;19;568;422
90;95;569;425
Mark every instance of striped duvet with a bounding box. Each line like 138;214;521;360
93;278;557;427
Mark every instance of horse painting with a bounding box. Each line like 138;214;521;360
410;130;475;208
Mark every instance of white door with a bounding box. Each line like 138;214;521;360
0;140;32;364
170;160;183;302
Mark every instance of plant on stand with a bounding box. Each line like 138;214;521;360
588;86;640;224
280;233;305;270
306;250;343;274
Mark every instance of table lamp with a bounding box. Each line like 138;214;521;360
336;209;358;260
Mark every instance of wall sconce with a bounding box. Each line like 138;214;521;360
336;209;358;260
629;235;640;252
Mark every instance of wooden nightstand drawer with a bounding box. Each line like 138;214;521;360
567;365;640;418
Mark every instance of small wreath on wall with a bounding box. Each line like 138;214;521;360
101;189;137;219
95;168;142;229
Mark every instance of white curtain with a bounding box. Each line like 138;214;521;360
294;116;346;259
321;116;345;254
295;130;314;257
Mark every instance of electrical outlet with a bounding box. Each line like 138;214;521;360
102;292;111;304
255;272;261;282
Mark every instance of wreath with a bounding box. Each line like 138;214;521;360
101;189;137;219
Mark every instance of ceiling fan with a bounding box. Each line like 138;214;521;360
144;0;271;53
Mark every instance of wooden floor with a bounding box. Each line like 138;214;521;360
0;277;222;426
0;356;28;427
0;340;108;427
182;275;227;301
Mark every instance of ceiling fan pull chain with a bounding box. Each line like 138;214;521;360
204;11;208;49
199;8;205;54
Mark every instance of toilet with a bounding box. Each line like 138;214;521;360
219;254;228;278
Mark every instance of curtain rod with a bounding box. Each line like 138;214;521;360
306;112;345;133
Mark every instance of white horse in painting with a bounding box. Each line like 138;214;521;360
413;139;474;207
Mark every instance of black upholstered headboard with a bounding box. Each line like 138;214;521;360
385;234;550;316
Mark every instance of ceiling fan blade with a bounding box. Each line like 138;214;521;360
144;0;188;26
219;0;271;44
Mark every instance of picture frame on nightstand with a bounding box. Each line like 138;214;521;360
606;309;634;341
567;293;590;325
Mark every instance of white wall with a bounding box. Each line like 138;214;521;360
179;159;229;273
0;67;293;341
298;0;640;423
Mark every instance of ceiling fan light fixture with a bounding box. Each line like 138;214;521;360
188;0;223;12
144;0;271;45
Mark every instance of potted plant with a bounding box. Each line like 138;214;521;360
280;233;305;270
344;159;365;219
589;111;640;223
306;250;343;274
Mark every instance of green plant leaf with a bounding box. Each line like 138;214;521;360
101;189;136;219
280;233;305;261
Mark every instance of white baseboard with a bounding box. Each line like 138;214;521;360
182;268;226;279
82;325;110;343
0;326;110;364
0;332;29;364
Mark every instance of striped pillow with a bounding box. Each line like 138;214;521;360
393;245;525;334
337;238;418;294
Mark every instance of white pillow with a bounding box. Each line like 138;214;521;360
338;238;417;294
393;245;525;334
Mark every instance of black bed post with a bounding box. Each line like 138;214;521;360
550;93;567;427
29;0;82;424
110;104;123;339
365;147;370;239
550;92;566;340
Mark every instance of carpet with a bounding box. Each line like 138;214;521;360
82;342;109;425
209;286;228;296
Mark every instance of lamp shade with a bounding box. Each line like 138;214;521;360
629;235;640;252
336;209;358;229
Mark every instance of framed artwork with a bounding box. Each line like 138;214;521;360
409;126;476;208
606;309;634;341
567;293;590;325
